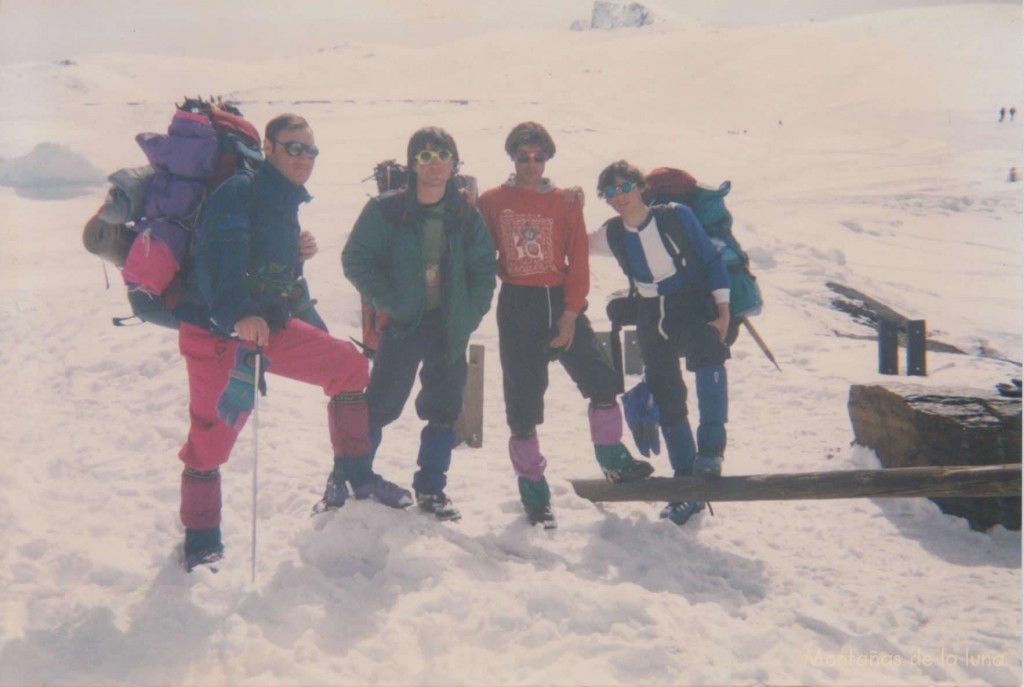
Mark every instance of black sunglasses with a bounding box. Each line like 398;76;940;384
274;140;320;159
515;151;549;164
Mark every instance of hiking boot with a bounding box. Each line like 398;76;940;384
518;477;555;528
660;501;705;526
312;470;351;515
517;476;550;509
525;505;557;530
693;455;723;479
416;491;461;521
602;458;655;484
183;527;224;572
353;476;413;509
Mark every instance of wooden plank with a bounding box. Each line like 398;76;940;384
454;344;485;448
570;464;1022;503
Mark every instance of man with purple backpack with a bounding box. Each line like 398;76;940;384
175;113;395;571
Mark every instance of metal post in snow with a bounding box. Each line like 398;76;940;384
878;321;899;375
250;347;262;584
907;320;927;376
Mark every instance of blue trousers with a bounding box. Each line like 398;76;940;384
366;310;468;431
635;291;729;456
365;311;467;492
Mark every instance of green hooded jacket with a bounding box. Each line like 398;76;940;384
342;181;497;363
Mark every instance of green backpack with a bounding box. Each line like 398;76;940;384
644;169;763;319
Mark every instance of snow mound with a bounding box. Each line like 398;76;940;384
0;142;105;199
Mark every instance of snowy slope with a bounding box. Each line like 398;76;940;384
0;3;1021;686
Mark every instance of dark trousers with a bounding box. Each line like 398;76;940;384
366;310;468;432
635;291;730;427
497;283;619;433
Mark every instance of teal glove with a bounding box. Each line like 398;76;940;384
216;346;269;428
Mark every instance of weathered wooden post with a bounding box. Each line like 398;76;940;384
455;344;485;447
878;321;899;375
907;320;927;376
596;329;624;394
597;327;643;396
623;330;643;376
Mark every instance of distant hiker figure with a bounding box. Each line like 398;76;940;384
477;122;653;529
999;107;1006;122
598;160;732;527
342;126;497;522
177;114;373;572
1009;167;1019;182
1011;107;1017;121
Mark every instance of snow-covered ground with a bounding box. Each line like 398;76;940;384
0;2;1021;685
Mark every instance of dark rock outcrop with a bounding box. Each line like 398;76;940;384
571;1;654;31
848;384;1021;531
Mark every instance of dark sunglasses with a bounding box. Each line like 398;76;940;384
600;181;638;199
415;149;454;165
275;140;320;158
515;151;549;164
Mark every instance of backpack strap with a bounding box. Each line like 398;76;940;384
649;204;701;279
376;188;409;225
603;217;641;298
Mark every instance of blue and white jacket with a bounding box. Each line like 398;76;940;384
604;203;730;305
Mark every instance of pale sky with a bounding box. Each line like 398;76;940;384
0;0;1015;66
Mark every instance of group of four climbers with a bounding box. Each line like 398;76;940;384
175;116;732;570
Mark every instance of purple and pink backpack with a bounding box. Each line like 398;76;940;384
83;98;262;328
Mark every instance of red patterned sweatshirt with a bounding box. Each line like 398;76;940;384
477;177;590;314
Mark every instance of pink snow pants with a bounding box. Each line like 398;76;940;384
177;319;369;472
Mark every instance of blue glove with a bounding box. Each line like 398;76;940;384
216;346;270;428
622;381;661;457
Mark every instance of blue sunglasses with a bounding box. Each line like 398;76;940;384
601;181;638;199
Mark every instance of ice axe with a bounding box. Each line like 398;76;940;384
741;317;781;371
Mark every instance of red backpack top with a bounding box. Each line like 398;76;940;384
205;106;262;191
642;167;697;203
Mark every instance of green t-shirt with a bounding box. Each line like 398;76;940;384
422;202;445;311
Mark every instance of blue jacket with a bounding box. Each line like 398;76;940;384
604;203;729;302
184;162;326;336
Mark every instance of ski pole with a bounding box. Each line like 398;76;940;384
741;318;782;371
250;345;262;584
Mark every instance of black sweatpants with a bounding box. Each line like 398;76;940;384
635;290;730;427
497;283;619;432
